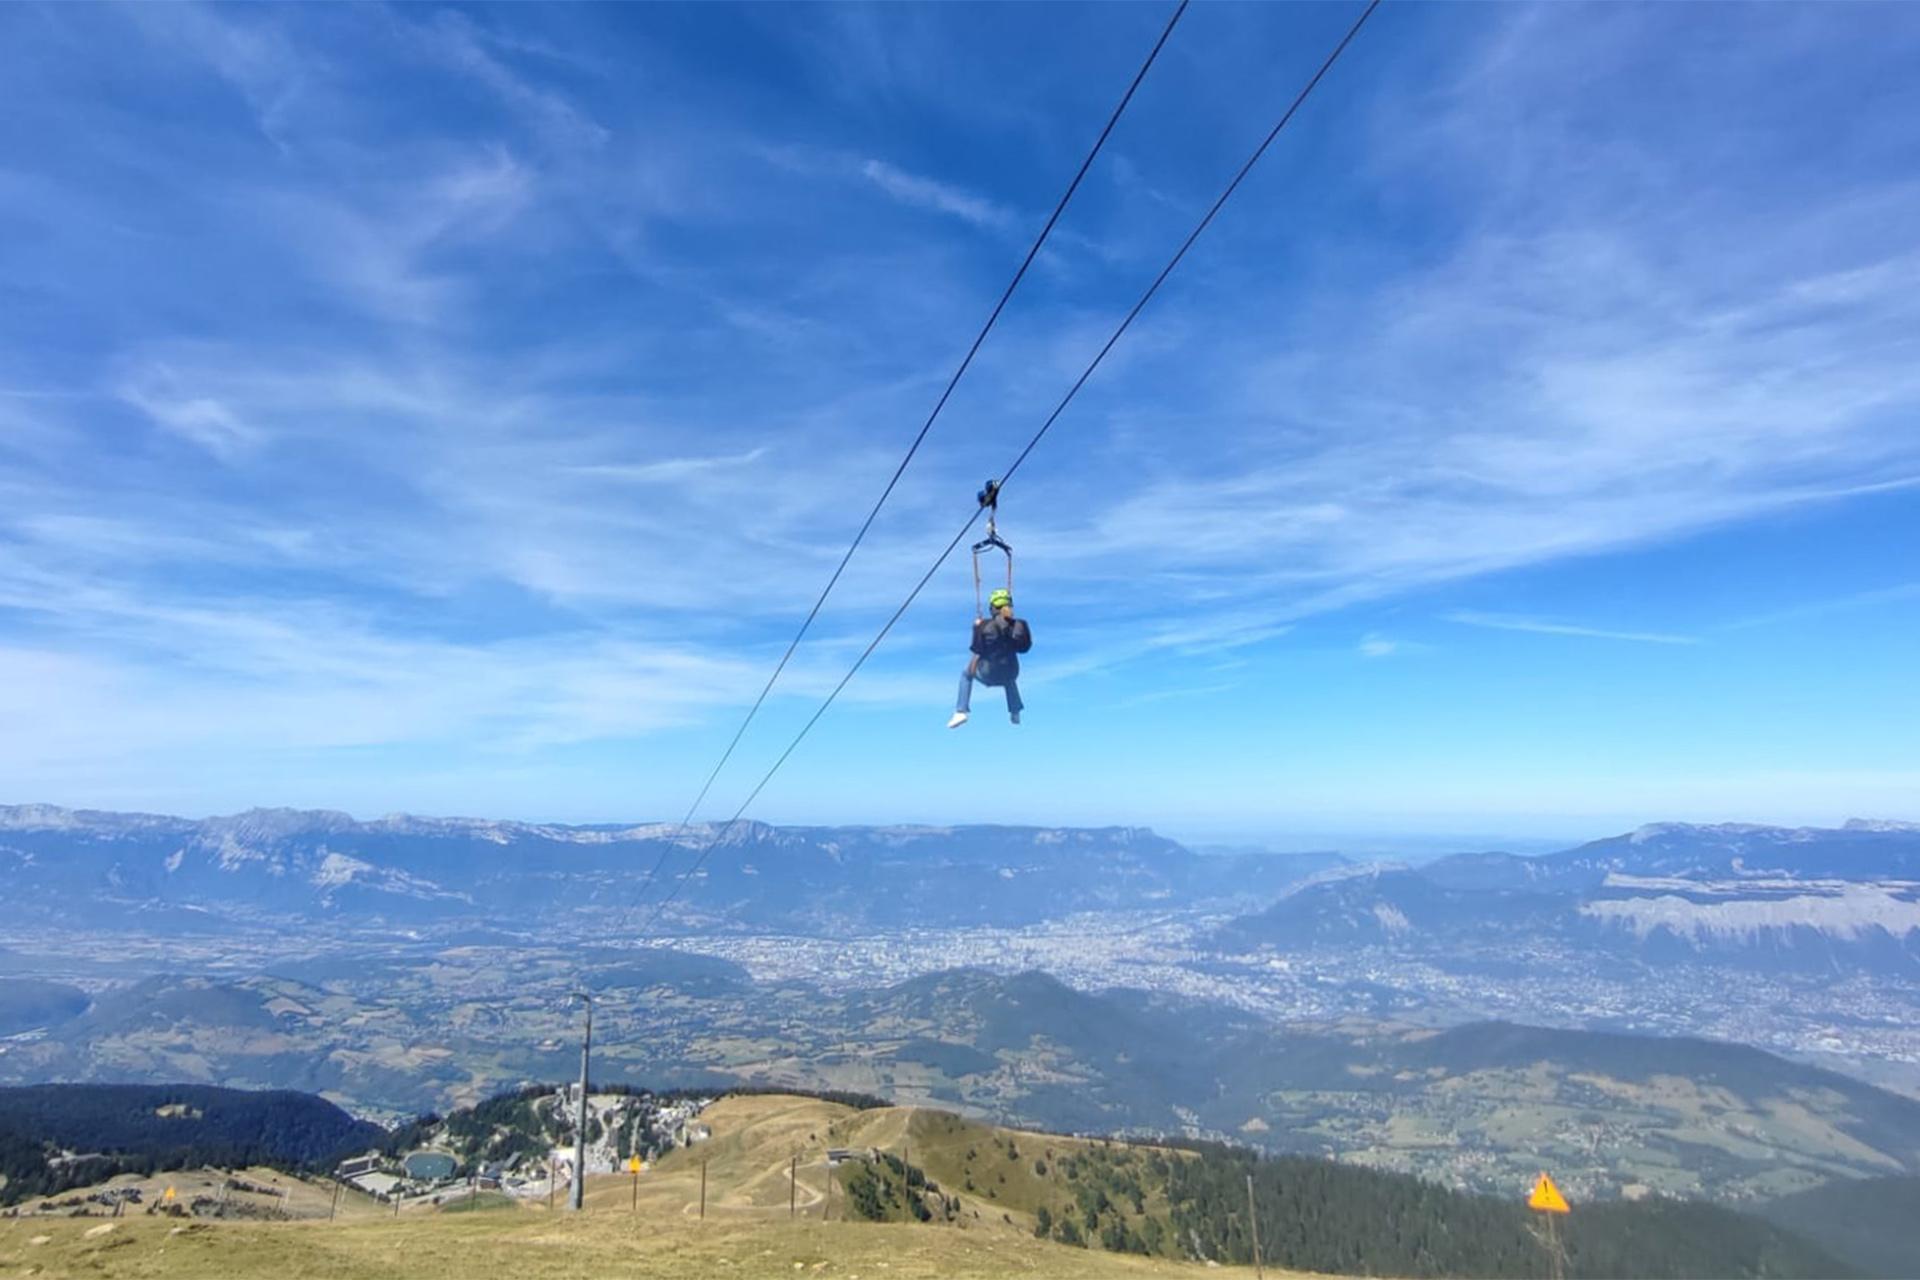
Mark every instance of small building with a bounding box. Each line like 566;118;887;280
336;1152;383;1180
352;1172;402;1200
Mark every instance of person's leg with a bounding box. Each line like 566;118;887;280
948;663;975;726
1004;678;1023;721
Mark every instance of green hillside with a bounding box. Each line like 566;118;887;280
884;1110;1852;1279
1759;1174;1920;1279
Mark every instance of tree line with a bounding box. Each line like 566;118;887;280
1151;1142;1854;1278
0;1084;382;1208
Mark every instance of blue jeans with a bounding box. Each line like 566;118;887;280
958;663;1023;716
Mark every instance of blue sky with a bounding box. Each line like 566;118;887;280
3;2;1917;848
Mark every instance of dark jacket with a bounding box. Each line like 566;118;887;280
970;613;1032;685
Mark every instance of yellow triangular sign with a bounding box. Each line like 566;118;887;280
1528;1172;1570;1214
628;1156;642;1174
163;1186;176;1202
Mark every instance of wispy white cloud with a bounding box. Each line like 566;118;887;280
410;9;611;153
120;2;312;151
567;448;770;485
1724;583;1920;632
117;366;262;460
1066;231;1920;600
860;159;1012;231
1445;611;1699;647
1030;12;1920;648
1113;681;1237;709
264;146;539;327
5;2;1916;822
0;576;767;759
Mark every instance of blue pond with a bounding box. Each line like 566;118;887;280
403;1151;457;1181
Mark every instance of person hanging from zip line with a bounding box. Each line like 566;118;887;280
949;587;1032;728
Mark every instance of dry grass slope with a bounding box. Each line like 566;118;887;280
0;1095;1325;1280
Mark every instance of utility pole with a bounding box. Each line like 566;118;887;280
1246;1173;1264;1280
571;992;593;1212
789;1154;797;1218
700;1159;707;1220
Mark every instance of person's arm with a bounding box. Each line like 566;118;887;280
978;614;1013;655
1008;617;1032;653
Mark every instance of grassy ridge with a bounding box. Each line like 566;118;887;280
0;1212;1219;1280
0;1094;1855;1280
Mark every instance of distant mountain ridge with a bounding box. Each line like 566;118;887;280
1218;819;1920;973
7;804;1917;968
0;804;1343;931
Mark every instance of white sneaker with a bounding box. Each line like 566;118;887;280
946;712;969;729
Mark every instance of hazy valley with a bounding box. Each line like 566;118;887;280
3;805;1918;1207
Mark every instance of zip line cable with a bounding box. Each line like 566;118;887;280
633;0;1384;936
993;0;1381;497
618;0;1191;914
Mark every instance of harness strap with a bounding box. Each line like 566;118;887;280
972;540;983;620
970;477;1013;620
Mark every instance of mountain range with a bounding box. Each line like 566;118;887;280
5;806;1919;974
0;805;1339;931
1215;820;1920;974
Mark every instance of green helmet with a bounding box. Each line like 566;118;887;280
989;589;1012;610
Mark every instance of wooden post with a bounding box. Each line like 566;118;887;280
790;1154;798;1218
700;1159;707;1220
1246;1173;1264;1280
330;1181;341;1222
548;1162;556;1212
631;1164;638;1214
